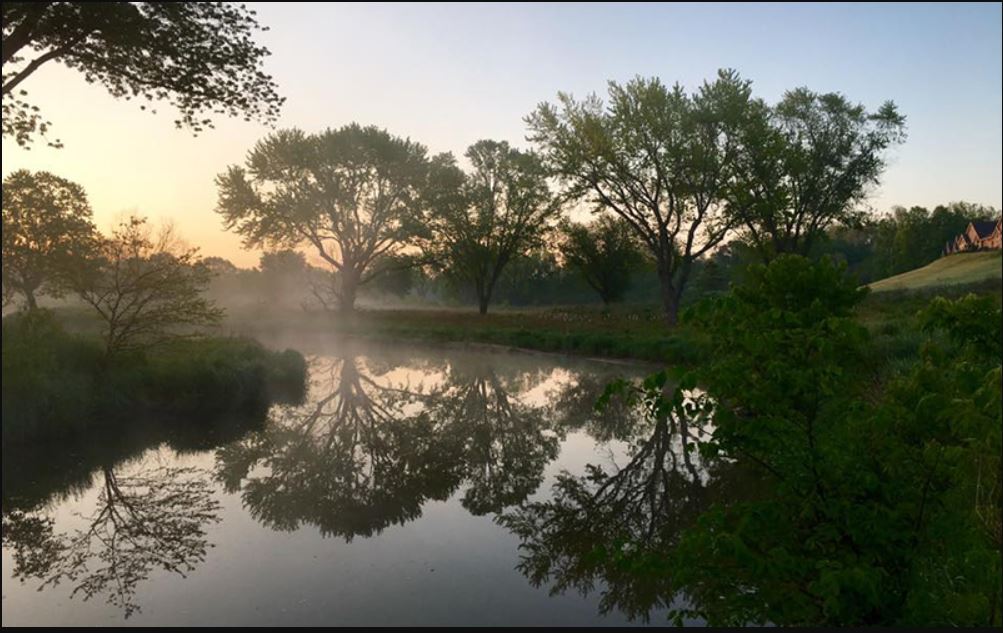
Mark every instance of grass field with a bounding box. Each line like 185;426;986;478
35;271;1002;370
868;251;1002;292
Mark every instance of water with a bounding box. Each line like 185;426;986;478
2;337;716;626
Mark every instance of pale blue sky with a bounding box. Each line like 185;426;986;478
3;2;1000;265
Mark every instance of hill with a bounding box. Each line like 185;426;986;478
869;251;1002;292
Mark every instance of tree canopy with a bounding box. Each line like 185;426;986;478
215;124;432;312
728;89;906;260
2;2;284;147
528;69;754;325
423;140;559;315
1;169;98;309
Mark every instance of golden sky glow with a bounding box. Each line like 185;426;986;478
3;3;1001;268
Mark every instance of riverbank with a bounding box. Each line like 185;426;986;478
2;310;307;443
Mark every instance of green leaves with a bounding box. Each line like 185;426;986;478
2;2;284;146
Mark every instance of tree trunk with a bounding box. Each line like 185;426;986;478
656;259;680;327
338;268;360;313
478;293;490;315
24;288;38;311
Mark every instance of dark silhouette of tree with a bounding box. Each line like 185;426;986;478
257;249;308;306
71;215;223;356
528;70;753;325
423;141;560;315
216;125;432;313
2;2;283;147
558;214;644;305
1;169;98;309
728;89;905;260
4;465;221;619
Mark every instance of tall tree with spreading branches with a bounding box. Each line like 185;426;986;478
527;70;754;326
2;2;284;147
1;169;98;310
423;140;560;315
728;89;906;261
216;125;432;313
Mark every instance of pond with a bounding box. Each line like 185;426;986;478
2;337;729;626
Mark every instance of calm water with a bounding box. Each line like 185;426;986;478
2;337;721;626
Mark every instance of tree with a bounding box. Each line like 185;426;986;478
728;89;906;260
423;140;559;315
72;216;223;356
665;257;1001;626
2;2;284;147
1;169;97;310
528;70;753;325
258;248;308;306
559;214;644;305
216;125;432;313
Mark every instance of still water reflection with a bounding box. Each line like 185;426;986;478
2;339;723;626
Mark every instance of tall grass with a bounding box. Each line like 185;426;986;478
2;309;307;443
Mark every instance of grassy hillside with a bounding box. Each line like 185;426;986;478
869;251;1002;292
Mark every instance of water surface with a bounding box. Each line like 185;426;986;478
2;337;718;626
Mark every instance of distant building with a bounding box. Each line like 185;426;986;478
943;218;1002;255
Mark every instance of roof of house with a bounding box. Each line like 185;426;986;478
970;220;999;238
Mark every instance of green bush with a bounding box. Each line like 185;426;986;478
2;310;307;443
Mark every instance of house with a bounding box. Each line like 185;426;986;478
943;218;1002;255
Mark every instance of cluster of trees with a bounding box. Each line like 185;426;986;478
214;70;906;324
2;169;221;356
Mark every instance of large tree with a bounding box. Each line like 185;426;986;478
216;125;431;313
1;169;97;310
728;89;906;260
72;216;223;356
559;214;644;305
527;70;753;325
2;2;283;147
423;140;559;315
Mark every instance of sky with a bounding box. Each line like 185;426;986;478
2;2;1001;267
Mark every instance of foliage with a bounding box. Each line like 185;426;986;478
72;216;224;356
422;140;560;314
216;124;433;312
528;69;754;325
662;256;1002;626
1;169;98;309
729;89;906;260
1;309;306;443
558;214;645;305
2;2;283;147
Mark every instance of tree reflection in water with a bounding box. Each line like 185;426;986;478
3;464;221;619
215;353;563;538
215;355;462;539
499;378;745;623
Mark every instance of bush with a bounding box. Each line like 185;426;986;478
2;310;307;443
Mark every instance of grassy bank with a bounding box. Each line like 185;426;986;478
224;303;703;366
868;250;1002;292
221;279;1000;369
2;310;307;443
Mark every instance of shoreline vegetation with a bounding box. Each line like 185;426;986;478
1;309;307;444
16;272;999;378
